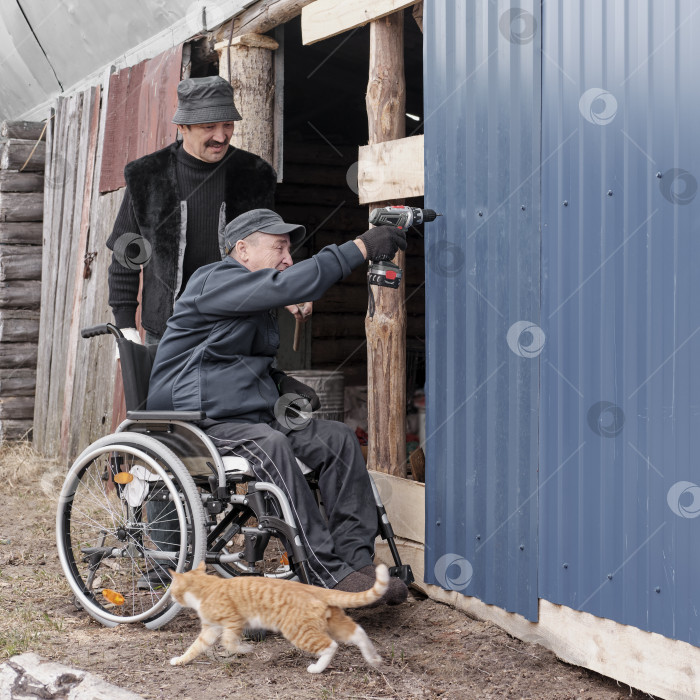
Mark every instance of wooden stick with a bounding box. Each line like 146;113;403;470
293;318;302;351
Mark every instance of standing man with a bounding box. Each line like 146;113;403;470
106;76;309;345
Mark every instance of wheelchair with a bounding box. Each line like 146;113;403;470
56;323;413;630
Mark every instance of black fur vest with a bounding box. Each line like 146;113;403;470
124;141;276;335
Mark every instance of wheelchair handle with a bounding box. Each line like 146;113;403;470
80;323;124;340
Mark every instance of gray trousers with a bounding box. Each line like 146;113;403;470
205;418;379;588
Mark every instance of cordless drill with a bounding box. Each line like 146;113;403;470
366;206;440;289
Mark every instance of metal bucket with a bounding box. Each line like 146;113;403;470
285;370;345;422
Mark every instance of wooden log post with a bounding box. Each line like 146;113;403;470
365;12;407;477
216;34;279;166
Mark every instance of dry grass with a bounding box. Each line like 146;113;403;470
0;440;68;660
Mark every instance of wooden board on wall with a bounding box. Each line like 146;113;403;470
302;0;417;45
99;47;182;194
358;134;424;204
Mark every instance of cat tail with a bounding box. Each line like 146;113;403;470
318;564;390;608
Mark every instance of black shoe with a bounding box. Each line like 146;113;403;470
357;565;408;605
137;567;171;590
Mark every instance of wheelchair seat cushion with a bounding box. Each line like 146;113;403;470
222;455;312;476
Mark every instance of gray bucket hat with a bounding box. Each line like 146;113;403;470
172;76;242;125
224;209;306;254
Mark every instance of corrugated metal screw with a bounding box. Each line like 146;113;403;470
562;563;568;569
563;200;568;207
521;205;526;211
436;520;441;526
475;534;481;540
655;586;661;593
519;544;525;550
607;190;613;197
656;172;663;179
607;573;613;580
478;211;483;217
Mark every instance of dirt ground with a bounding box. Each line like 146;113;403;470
0;441;653;700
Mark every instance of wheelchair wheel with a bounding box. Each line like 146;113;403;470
56;433;206;629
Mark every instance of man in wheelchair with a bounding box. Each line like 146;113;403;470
146;208;409;603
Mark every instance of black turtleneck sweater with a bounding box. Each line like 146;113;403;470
175;145;228;294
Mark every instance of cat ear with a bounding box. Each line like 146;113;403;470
196;561;206;572
167;569;176;577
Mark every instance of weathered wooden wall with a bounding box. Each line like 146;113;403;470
33;85;119;461
0;121;45;441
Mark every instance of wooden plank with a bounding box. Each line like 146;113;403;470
302;0;416;45
0;245;42;281
1;121;46;141
0;310;40;343
0;222;42;245
0;395;34;419
0;192;44;222
60;87;101;460
0;419;33;441
71;68;120;458
47;90;88;460
0;171;44;193
72;191;123;457
358;134;424;204
369;469;424;542
35;93;83;456
0;139;46;172
216;33;280;50
0;343;38;368
0;281;41;309
33;102;60;452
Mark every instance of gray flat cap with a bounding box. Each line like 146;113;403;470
224;209;306;253
172;76;242;125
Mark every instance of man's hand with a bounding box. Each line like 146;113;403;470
285;301;313;321
115;327;142;360
355;225;407;261
274;371;321;411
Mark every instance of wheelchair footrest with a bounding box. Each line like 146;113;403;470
389;564;414;586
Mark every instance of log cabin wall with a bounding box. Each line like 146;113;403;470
0;121;45;441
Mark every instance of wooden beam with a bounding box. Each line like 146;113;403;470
0;368;36;395
302;0;416;45
0;311;40;343
217;38;277;166
0;139;46;172
358;134;423;204
0;121;46;141
223;0;316;39
0;223;42;245
0;245;42;281
0;171;44;193
365;12;407;478
0;193;43;222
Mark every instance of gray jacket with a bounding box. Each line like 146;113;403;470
147;241;365;421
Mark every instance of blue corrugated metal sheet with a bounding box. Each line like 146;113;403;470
423;0;541;621
539;0;700;644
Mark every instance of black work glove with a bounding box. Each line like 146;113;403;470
357;225;408;261
270;369;321;411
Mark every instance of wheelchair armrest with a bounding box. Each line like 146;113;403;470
126;410;206;422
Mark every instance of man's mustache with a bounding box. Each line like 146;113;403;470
205;140;227;147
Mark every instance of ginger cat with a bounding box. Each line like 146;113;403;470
168;562;389;673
